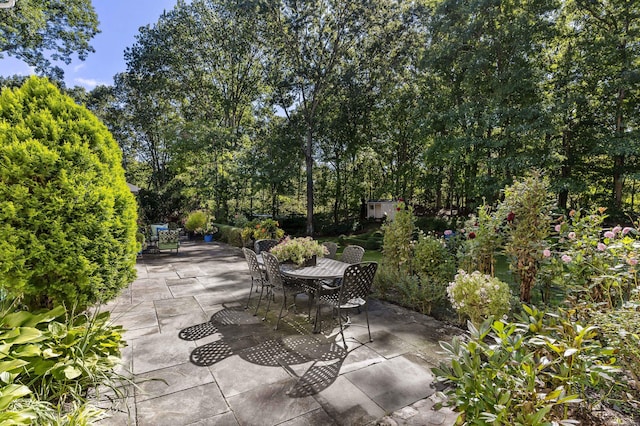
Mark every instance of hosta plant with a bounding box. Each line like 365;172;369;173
0;301;127;423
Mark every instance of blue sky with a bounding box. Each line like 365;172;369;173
1;0;178;89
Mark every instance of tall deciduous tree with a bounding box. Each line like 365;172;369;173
0;0;99;80
263;0;414;234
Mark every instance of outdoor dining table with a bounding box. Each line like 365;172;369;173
256;255;351;332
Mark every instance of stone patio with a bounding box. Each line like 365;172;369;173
96;240;462;425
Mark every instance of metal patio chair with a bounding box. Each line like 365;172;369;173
242;248;269;314
316;262;378;348
340;245;365;264
262;252;306;330
254;239;279;254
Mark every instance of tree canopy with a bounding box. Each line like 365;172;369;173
0;0;99;81
67;0;640;229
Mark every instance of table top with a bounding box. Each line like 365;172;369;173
257;255;350;280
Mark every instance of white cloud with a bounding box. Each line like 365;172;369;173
73;63;86;72
74;77;109;89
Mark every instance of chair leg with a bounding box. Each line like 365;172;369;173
337;307;347;348
262;287;273;321
254;284;265;316
364;303;372;343
245;278;254;309
275;294;287;330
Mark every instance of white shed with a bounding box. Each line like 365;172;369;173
367;200;397;221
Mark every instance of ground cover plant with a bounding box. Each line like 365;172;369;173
0;301;127;424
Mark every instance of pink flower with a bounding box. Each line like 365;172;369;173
604;231;615;239
622;227;633;235
568;232;576;240
554;224;562;233
613;226;622;234
444;230;453;236
543;249;551;258
561;254;572;263
628;258;638;266
597;242;607;251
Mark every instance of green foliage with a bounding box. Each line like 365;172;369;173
458;204;505;276
184;210;209;233
269;236;326;265
411;235;456;314
446;270;511;326
499;172;554;303
213;223;244;247
381;201;415;271
540;209;639;308
0;77;138;310
373;264;427;313
592;304;640;388
0;302;125;424
240;219;285;242
433;305;620;424
0;0;99;80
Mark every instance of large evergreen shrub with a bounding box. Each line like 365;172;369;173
0;77;138;309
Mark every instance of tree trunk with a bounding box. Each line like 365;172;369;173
305;126;314;236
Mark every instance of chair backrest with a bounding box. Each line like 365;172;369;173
339;262;378;305
254;239;279;254
242;247;264;281
341;245;365;264
158;229;179;244
262;252;285;290
322;241;338;259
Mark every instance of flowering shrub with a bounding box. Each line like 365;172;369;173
540;209;639;308
240;218;285;242
447;270;511;326
269;237;327;265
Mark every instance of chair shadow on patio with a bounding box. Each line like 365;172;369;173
179;305;348;397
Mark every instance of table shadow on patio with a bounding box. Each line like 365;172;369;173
179;305;350;397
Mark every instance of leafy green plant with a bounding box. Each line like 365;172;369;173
446;270;511;326
0;301;127;423
214;223;244;247
458;203;505;276
433;305;620;424
381;200;415;271
0;76;138;310
269;236;327;265
498;172;554;303
240;218;285;242
411;234;456;314
184;210;209;234
540;209;639;308
591;303;640;388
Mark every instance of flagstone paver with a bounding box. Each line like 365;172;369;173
97;240;461;426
